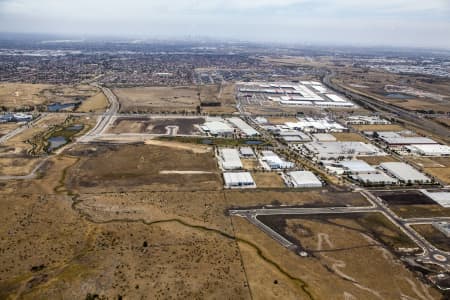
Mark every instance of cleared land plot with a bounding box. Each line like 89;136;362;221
232;213;439;300
108;117;205;135
115;86;200;113
351;124;405;132
357;155;399;165
332;132;368;142
0;83;50;110
412;224;450;252
0;193;250;299
242;159;260;171
267;117;299;125
200;84;237;114
376;191;450;218
66;143;222;193
76;92;108;113
424;167;450;184
252;172;286;188
0;123;20;137
225;190;368;209
408;156;450;168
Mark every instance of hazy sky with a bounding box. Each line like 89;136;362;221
1;0;450;48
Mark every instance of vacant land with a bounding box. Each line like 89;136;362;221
351;124;405;132
376;191;450;218
200;84;237;114
241;159;259;171
0;83;51;110
252;172;286;188
424;167;450;184
108;117;205;135
76;92;108;113
412;224;450;252
66;143;222;193
332;132;367;142
0;123;20;137
357;155;399;165
267;117;299;124
115;86;200;113
40;85;99;106
0;193;250;299
232;213;439;299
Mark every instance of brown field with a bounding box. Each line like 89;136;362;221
108;117;205;135
412;224;450;252
232;213;440;300
357;155;399;165
241;159;260;171
332;132;367;142
0;83;51;109
115;86;200;113
351;124;406;132
76;92;108;113
267;117;299;124
424;167;450;184
252;172;286;188
200;84;237;114
40;85;99;106
0;157;41;177
65;143;222;193
0;123;20;137
407;156;450;168
390;205;450;219
0;192;250;299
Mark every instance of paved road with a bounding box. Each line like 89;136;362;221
0;115;43;145
230;189;450;271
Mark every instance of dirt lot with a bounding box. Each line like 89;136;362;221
357;155;399;165
412;224;450;252
66;143;222;193
115;86;201;113
351;124;406;132
108;117;205;135
232;213;440;300
199;84;237;114
252;172;286;188
0;83;51;110
267;117;299;125
424;167;450;184
332;132;368;142
0;123;20;137
241;159;260;171
391;205;450;219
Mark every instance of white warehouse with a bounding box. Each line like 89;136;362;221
287;171;322;188
260;151;295;170
223;172;256;189
380;162;431;184
219;148;243;170
227;117;260;137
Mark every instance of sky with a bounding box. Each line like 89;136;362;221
1;0;450;49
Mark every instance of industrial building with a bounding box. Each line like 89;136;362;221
239;147;255;158
223;172;256;189
345;115;391;125
432;222;450;238
303;142;385;160
227;117;260;137
286;171;322;188
238;81;355;108
380;162;431;184
340;160;377;174
421;190;450;208
376;131;438;146
285;118;346;133
219;148;243;170
202;120;234;136
260;151;294;170
353;172;398;186
406;144;450;156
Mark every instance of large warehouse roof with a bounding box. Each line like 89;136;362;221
223;172;256;188
288;171;322;188
421;190;450;208
380;162;431;183
203;121;234;135
220;148;243;170
406;144;450;156
354;172;397;185
304;142;384;158
227;117;259;136
340;160;377;174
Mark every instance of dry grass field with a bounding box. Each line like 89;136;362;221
199;84;237;114
424;167;450;184
0;83;51;110
332;132;368;142
40;84;99;105
66;143;222;193
0;123;20;137
357;155;399;165
412;224;450;252
241;159;260;171
391;205;450;219
267;117;299;124
115;86;200;113
252;172;286;188
232;213;440;300
351;124;406;132
76;92;108;113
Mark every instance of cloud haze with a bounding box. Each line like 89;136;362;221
0;0;449;48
